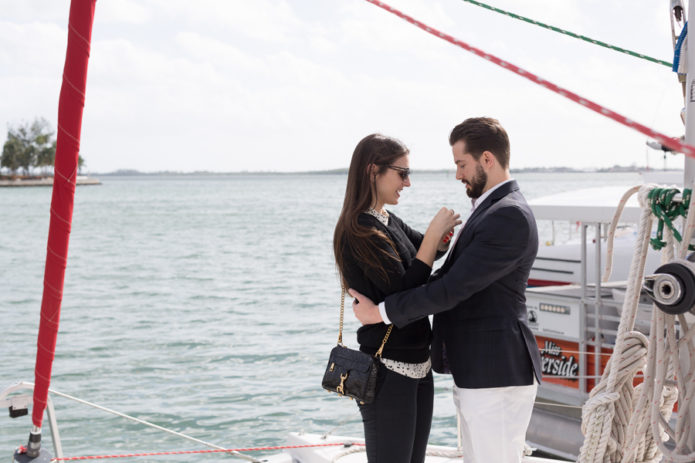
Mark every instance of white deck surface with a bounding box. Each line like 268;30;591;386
265;432;569;462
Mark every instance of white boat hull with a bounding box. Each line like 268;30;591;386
265;432;568;462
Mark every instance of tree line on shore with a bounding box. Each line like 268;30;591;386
1;118;84;178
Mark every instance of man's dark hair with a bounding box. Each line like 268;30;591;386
449;117;510;169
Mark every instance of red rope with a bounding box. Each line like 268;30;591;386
364;0;695;158
50;443;365;461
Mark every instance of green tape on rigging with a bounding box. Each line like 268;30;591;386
461;0;672;68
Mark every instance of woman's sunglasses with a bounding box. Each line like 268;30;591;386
387;165;411;180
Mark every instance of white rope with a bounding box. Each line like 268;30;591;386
424;447;463;458
580;184;695;463
42;384;261;462
647;179;695;462
580;185;659;463
330;444;462;462
331;445;365;461
603;185;641;282
625;228;678;463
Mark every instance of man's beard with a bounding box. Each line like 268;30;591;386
465;164;487;199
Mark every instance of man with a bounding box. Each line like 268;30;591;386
351;117;542;463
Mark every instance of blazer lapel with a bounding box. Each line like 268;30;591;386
441;180;519;270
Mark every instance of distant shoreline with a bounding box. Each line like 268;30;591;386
0;176;101;187
89;167;681;176
1;167;679;181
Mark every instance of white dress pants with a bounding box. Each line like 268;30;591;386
452;380;537;463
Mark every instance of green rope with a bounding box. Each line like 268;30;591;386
460;0;672;68
648;188;693;251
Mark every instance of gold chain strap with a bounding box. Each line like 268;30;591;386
374;324;392;359
338;286;345;345
339;287;392;357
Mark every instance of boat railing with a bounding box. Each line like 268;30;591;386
0;381;263;463
0;382;63;459
530;219;682;399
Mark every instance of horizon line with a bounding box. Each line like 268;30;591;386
85;165;680;176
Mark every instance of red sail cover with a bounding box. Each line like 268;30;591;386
32;0;96;428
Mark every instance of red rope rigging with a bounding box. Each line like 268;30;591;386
364;0;695;158
48;443;365;461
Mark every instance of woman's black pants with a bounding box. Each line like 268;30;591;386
357;363;434;463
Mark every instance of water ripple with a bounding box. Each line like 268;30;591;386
1;173;641;460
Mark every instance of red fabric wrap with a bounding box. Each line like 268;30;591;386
32;0;96;428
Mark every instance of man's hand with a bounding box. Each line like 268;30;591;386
348;288;384;325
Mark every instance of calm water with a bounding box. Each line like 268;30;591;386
0;172;642;460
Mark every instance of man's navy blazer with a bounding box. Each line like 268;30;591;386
384;180;543;388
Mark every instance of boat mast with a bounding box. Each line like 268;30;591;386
683;0;695;446
16;1;97;461
686;1;695;188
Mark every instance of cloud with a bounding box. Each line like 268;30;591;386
0;0;686;172
97;0;150;25
0;1;68;22
176;32;265;72
0;19;66;135
149;0;303;44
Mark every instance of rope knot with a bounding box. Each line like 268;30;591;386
582;391;620;417
643;186;693;251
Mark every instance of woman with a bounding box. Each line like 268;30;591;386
333;134;461;463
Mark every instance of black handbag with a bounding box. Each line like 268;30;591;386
321;288;392;404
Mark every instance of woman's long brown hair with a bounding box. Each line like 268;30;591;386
333;134;409;287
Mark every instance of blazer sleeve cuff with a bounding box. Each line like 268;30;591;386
379;302;392;325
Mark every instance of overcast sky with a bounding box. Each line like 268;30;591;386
0;0;687;173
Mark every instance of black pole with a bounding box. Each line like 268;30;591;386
13;431;51;462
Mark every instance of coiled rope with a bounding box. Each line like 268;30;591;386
581;184;695;463
459;0;672;68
